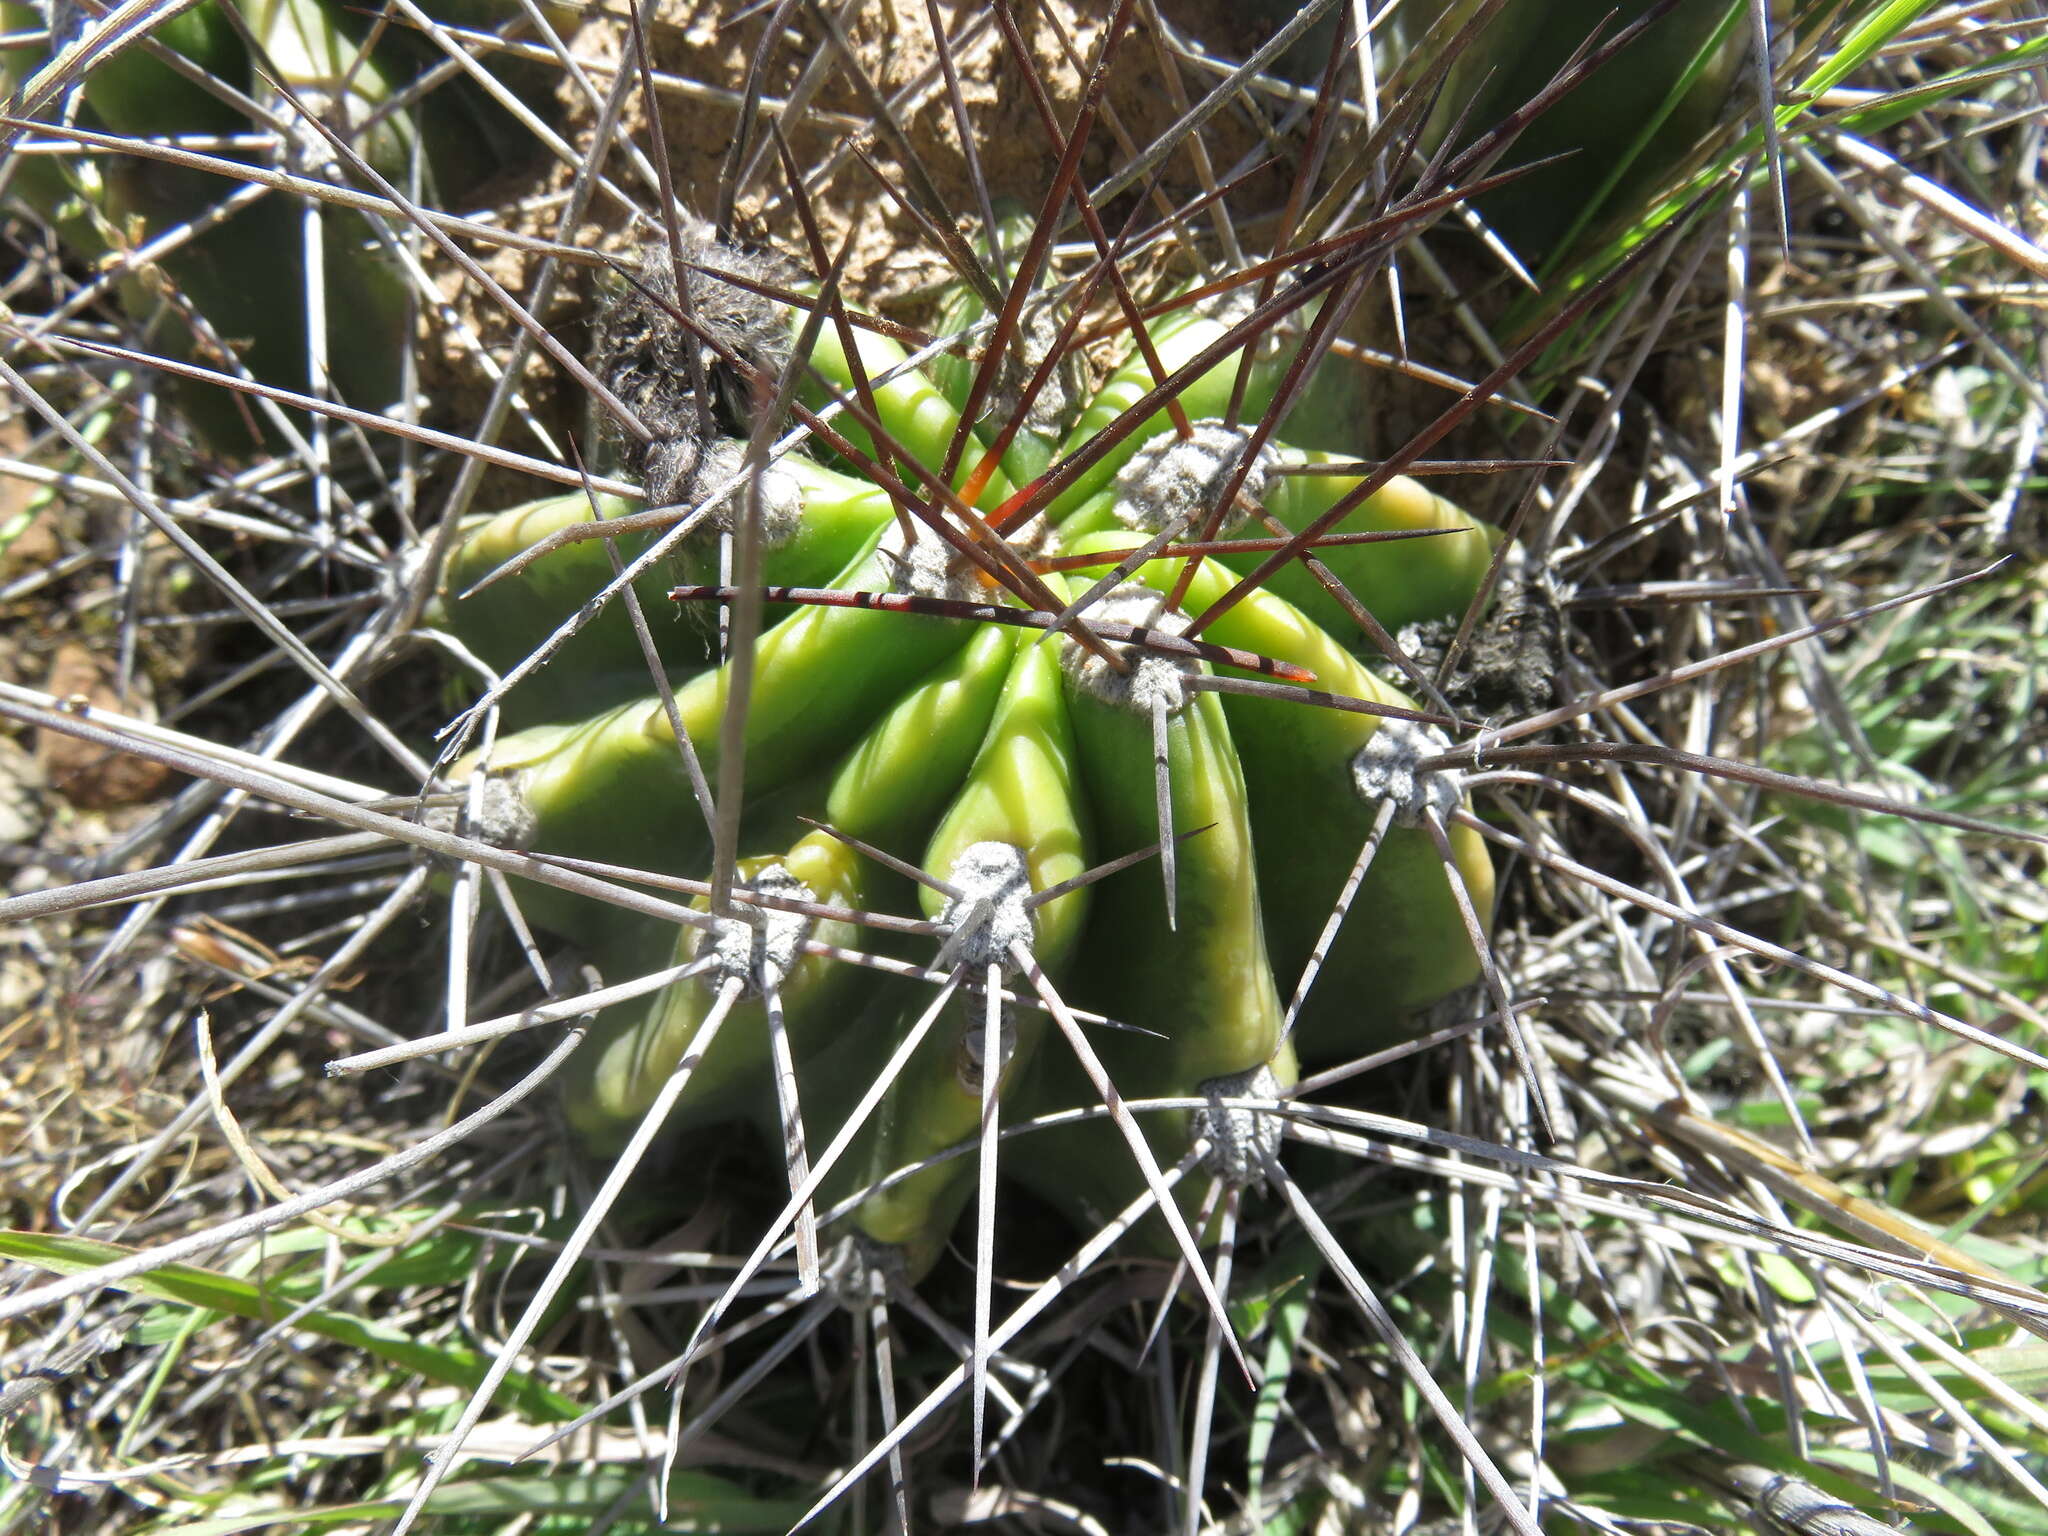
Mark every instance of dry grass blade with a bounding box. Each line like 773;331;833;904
1429;739;2048;848
1456;810;2048;1074
0;356;433;780
0;1026;589;1326
386;979;747;1535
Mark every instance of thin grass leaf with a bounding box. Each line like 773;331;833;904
0;1231;582;1422
157;1470;808;1535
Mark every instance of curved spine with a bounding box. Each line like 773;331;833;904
928;199;1068;488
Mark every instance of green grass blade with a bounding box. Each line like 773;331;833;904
1241;1260;1317;1514
156;1470;809;1535
1533;0;1957;342
1832;35;2048;135
0;1230;582;1424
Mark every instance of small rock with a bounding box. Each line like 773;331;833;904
34;642;173;810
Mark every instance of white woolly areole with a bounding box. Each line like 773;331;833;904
429;775;537;851
996;510;1061;564
824;1234;904;1310
1058;585;1194;716
1110;420;1278;536
476;776;540;849
986;299;1074;439
1351;718;1460;828
937;841;1036;972
673;438;806;545
703;863;813;997
876;519;983;604
281;98;365;173
1192;1064;1284;1187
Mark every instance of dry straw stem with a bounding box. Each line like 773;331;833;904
3;1;2046;1534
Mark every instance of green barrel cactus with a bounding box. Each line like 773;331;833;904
0;0;571;452
1392;0;1749;273
431;227;1502;1279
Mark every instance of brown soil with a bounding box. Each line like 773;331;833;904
434;0;1294;501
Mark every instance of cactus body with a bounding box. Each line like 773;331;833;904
563;619;1019;1148
830;627;1091;1275
433;259;1502;1273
